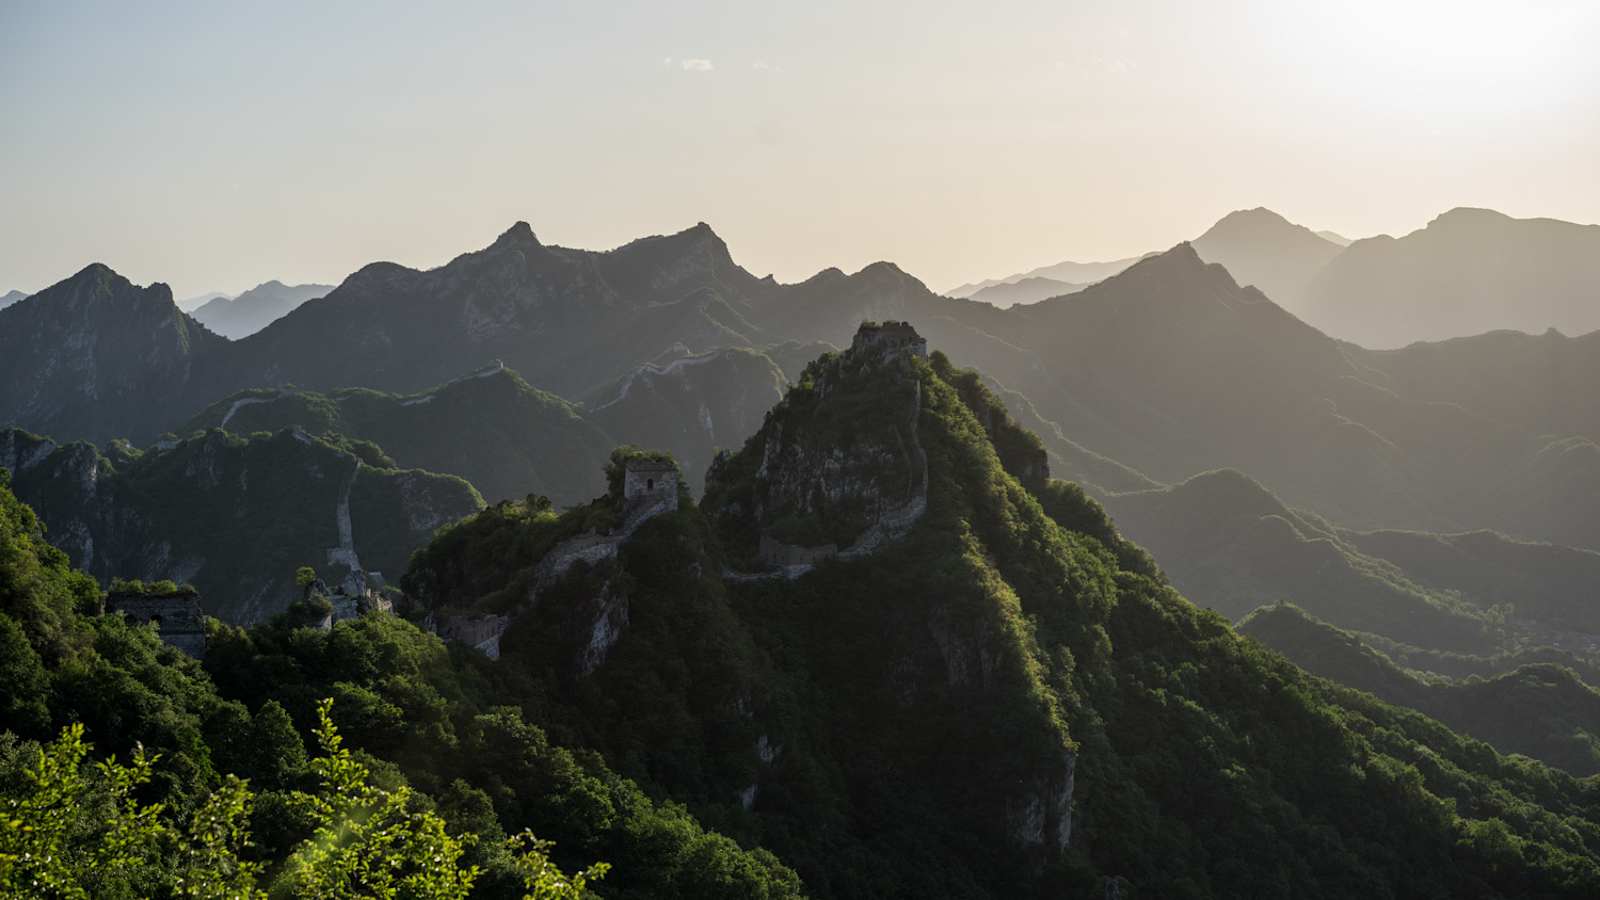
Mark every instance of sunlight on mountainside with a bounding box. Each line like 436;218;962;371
3;2;1598;897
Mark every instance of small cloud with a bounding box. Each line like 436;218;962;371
680;58;714;72
1091;53;1133;75
751;60;772;71
662;56;674;66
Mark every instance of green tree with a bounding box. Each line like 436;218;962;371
506;831;608;900
0;723;260;899
247;701;307;790
271;698;479;899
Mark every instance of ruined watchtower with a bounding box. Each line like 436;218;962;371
621;457;680;527
107;586;208;658
851;321;928;361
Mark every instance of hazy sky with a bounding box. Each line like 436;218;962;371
3;0;1597;298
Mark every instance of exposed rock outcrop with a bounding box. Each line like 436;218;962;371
0;426;481;623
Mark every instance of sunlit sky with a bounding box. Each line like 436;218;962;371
3;0;1597;299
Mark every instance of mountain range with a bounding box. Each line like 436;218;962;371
5;219;1597;560
6;242;1600;893
954;206;1600;348
945;254;1152;298
1304;208;1600;347
963;276;1084;307
0;289;26;309
1100;468;1600;655
190;279;333;338
1190;207;1345;309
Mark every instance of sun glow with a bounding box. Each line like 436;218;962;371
1281;0;1595;116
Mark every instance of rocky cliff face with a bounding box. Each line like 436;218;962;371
0;264;227;445
704;327;932;563
0;426;481;622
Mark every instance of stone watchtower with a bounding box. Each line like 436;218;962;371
850;321;928;361
106;586;208;658
621;458;680;525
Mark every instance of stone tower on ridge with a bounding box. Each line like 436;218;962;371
850;321;928;361
622;457;679;524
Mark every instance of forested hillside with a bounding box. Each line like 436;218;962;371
0;426;483;622
1241;604;1600;776
0;467;802;897
400;333;1600;897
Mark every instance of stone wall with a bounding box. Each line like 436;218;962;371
438;614;512;660
107;591;207;657
758;534;839;569
440;482;676;660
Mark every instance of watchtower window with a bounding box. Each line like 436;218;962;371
646;478;654;491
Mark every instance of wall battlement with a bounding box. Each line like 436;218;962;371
850;321;928;361
107;589;207;657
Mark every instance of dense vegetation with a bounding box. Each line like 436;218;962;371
0;469;801;898
1240;603;1600;776
405;343;1600;897
0;426;483;623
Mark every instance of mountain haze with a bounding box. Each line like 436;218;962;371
966;276;1084;307
1305;207;1600;347
1240;604;1600;776
946;254;1149;299
190;279;333;338
1190;207;1344;311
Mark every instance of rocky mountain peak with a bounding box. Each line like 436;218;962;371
666;221;734;262
1205;206;1295;232
1109;241;1217;286
1428;207;1513;230
491;220;542;250
854;260;925;290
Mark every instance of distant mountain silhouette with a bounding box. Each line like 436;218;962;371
1190;207;1344;311
190;279;333;338
966;276;1083;307
948;207;1346;314
971;245;1600;549
1304;207;1600;347
176;289;232;311
945;253;1151;298
1315;229;1352;246
0;289;26;310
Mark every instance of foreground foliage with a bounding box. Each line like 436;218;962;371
0;469;796;898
